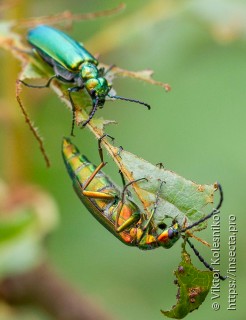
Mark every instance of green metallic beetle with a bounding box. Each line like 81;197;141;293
62;136;226;279
21;25;150;135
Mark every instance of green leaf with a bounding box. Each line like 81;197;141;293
161;244;213;319
115;148;217;230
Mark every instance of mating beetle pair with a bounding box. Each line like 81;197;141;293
19;24;226;280
62;136;226;280
20;25;150;135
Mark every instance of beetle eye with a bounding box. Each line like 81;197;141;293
168;229;174;239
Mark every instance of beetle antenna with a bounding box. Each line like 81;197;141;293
181;183;223;233
108;94;150;110
186;238;227;280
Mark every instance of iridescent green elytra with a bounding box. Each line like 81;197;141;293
22;25;150;135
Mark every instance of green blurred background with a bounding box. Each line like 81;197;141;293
0;0;244;319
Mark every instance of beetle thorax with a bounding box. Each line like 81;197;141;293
80;62;99;80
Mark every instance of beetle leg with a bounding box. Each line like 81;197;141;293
116;212;141;233
141;181;165;232
118;169;132;200
75;161;115;201
79;133;118;201
82;190;115;200
115;178;148;230
98;134;114;163
82;161;106;190
16;80;50;167
79;134;114;193
119;170;126;187
19;75;57;89
121;178;148;205
67;86;84;136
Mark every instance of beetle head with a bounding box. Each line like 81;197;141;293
157;222;181;249
85;77;111;106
